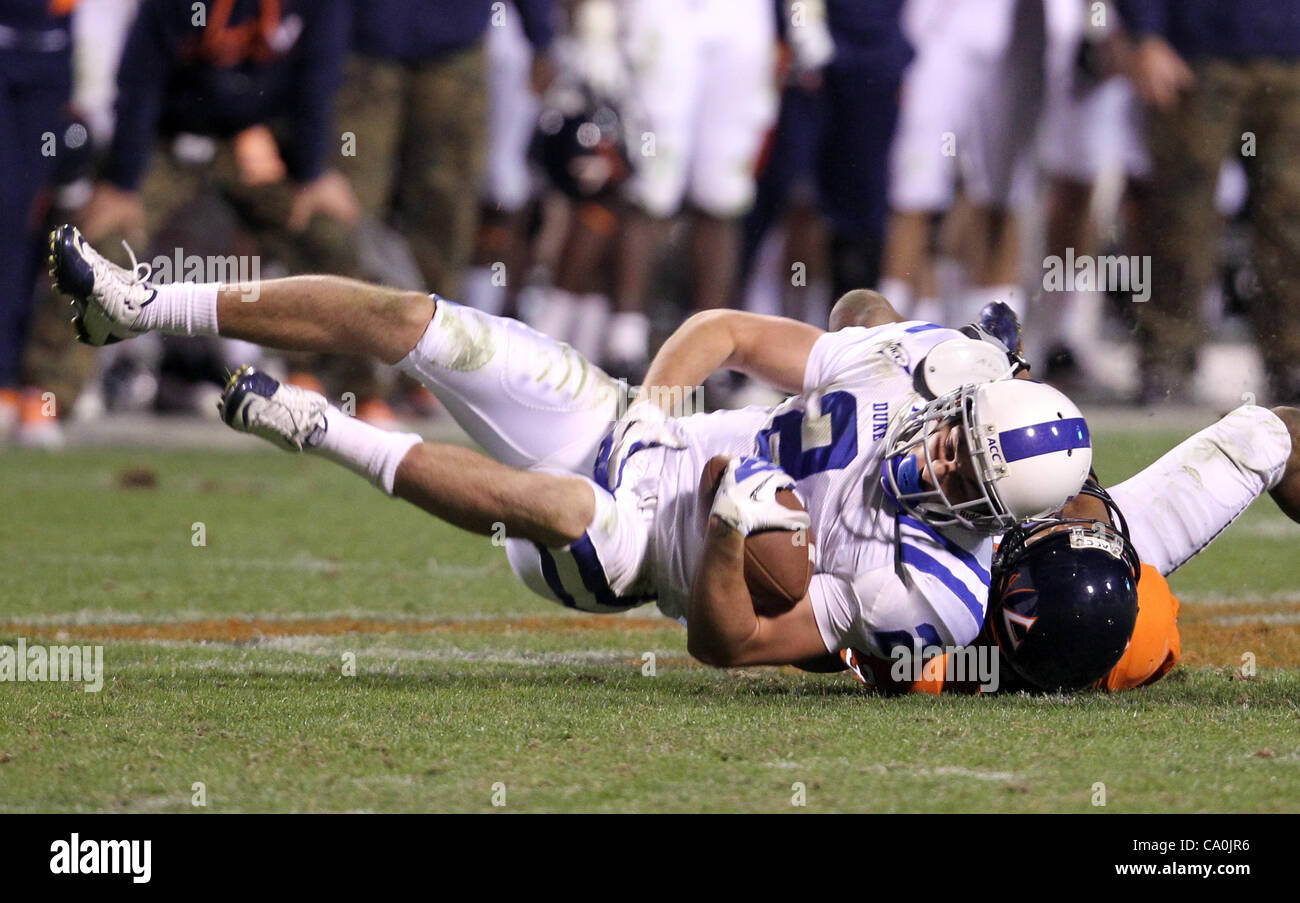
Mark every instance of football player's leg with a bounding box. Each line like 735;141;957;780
231;361;650;612
219;364;595;549
53;225;621;472
502;482;655;615
395;299;622;474
1108;404;1293;575
49;223;435;363
1267;406;1300;522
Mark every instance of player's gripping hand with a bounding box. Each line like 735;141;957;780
710;457;811;537
602;400;686;490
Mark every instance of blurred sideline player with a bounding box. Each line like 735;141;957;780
881;0;1045;328
1034;0;1150;387
826;292;1300;694
461;4;552;321
0;0;78;446
609;0;779;374
740;0;909;325
523;0;631;365
51;225;1092;670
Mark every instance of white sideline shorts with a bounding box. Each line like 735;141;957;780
889;0;1042;211
1109;405;1292;577
1039;76;1150;183
620;0;777;218
1038;0;1149;182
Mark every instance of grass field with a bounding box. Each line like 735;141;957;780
1;424;1298;812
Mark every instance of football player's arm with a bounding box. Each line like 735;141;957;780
686;517;829;667
639;311;824;407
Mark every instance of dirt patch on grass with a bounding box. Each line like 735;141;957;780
4;599;1297;670
1179;600;1300;669
0;615;677;644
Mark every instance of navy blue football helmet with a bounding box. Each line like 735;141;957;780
534;84;629;202
988;481;1141;691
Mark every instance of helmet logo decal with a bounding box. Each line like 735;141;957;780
1001;608;1037;651
1068;525;1126;559
985;434;1005;466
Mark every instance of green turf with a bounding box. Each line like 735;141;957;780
1;428;1297;812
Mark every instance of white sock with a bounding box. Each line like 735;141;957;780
568;293;611;363
139;281;220;336
606;312;650;362
307;405;422;495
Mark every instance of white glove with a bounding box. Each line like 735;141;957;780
601;401;686;490
710;457;811;537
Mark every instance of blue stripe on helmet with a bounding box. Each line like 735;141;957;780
998;417;1090;463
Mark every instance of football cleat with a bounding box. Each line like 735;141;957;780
48;224;156;346
218;365;327;452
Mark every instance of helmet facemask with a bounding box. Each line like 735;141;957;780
883;384;1014;534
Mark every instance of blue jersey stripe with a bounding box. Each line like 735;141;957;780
569;534;656;608
898;513;991;585
569;534;616;606
900;542;986;628
534;544;577;609
905;323;943;334
999;417;1090;463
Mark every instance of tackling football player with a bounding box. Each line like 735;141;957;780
826;292;1300;694
49;225;1090;670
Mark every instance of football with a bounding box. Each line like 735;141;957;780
699;455;814;616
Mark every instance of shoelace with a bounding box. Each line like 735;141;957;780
120;240;153;286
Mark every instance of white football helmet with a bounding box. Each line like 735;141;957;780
883;379;1093;533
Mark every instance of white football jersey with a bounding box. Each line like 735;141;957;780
640;322;995;657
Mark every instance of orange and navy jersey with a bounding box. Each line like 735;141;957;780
841;562;1182;695
1095;564;1180;692
104;0;349;191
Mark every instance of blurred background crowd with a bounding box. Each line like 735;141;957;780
2;0;1299;448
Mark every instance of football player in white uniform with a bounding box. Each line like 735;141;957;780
829;292;1300;692
49;225;1090;668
